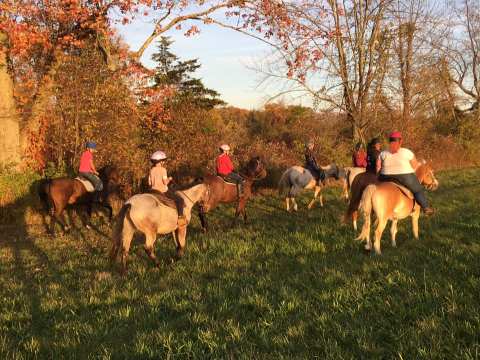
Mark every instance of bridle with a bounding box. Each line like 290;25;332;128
240;159;265;181
178;184;210;205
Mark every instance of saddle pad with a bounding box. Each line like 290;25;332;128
217;176;237;185
75;177;95;192
147;192;177;210
389;182;414;199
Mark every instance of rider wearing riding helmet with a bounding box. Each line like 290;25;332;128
148;151;187;226
376;131;434;215
216;144;244;197
79;141;103;191
304;140;325;184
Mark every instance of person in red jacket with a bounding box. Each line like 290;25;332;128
216;144;244;197
352;142;367;168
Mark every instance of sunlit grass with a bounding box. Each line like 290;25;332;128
1;168;479;358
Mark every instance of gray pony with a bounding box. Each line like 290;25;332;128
278;164;342;211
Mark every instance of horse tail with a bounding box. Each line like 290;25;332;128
110;203;132;262
345;168;352;192
355;184;376;242
344;176;364;223
37;178;52;213
278;169;292;195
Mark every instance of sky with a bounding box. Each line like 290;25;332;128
115;17;281;109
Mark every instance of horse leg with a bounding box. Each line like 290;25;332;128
390;219;398;248
412;208;420;240
286;197;290;212
342;180;349;201
175;226;187;260
353;211;358;231
144;231;160;268
120;225;135;275
198;207;208;233
373;218;388;255
308;186;320;210
238;198;247;223
292;198;298;212
53;202;70;233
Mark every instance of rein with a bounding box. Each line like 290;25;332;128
178;190;197;205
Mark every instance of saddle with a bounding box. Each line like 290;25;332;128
217;176;238;186
75;177;95;192
147;191;177;210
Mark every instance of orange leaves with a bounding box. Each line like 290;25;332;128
184;25;200;37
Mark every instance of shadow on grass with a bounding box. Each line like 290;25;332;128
0;169;479;358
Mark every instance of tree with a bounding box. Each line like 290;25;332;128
252;0;392;143
150;37;225;110
386;0;448;138
0;30;20;168
443;0;480;119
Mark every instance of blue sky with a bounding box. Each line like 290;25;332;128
115;18;277;109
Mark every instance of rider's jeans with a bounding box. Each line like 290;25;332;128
379;173;429;209
79;172;103;191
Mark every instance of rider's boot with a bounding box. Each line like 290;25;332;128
422;207;435;216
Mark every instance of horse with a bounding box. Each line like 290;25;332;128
323;165;349;201
344;170;378;231
197;156;267;232
344;166;366;195
278;163;342;211
355;162;439;255
110;182;209;274
37;165;123;234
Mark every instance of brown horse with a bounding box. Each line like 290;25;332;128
198;156;267;231
355;162;439;255
344;171;378;230
37;165;123;233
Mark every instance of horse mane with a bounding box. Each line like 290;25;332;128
173;178;205;191
242;156;261;177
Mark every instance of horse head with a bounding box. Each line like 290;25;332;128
243;156;267;180
323;163;340;180
416;160;439;191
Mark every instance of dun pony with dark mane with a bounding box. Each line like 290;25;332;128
110;181;209;274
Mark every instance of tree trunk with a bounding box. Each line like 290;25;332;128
20;53;62;167
0;32;20;169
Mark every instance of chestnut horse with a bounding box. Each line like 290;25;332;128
344;171;378;230
198;156;267;231
355;162;439;255
37;165;123;233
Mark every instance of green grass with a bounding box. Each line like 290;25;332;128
1;168;479;359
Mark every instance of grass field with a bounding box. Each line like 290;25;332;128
1;168;479;359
